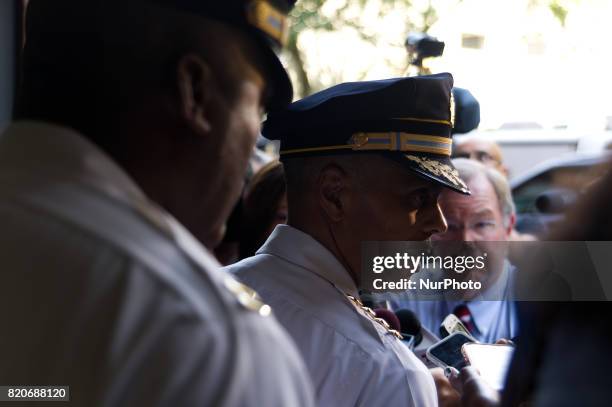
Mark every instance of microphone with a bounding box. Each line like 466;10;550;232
439;313;473;339
373;308;401;332
395;309;423;346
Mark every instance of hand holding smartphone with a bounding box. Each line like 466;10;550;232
426;332;475;369
461;343;514;391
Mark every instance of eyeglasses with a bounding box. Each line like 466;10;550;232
452;150;499;165
433;219;501;241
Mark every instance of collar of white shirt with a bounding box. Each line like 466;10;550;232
0;121;222;273
256;224;360;298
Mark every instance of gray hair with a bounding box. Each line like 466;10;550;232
451;158;515;226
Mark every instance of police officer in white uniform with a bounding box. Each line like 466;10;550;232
226;75;471;406
0;0;314;406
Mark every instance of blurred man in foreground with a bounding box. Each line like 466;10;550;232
227;74;470;406
388;159;519;343
0;0;315;405
452;166;612;407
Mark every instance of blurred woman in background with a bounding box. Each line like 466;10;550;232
239;160;288;259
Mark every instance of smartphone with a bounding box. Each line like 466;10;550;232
439;314;474;339
461;343;515;390
426;332;475;369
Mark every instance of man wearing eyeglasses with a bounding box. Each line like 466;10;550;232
387;158;519;344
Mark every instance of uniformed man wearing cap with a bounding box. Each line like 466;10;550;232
226;73;470;406
0;0;314;405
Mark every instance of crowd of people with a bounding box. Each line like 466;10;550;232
0;1;610;406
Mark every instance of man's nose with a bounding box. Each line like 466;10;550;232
460;226;476;242
424;203;447;236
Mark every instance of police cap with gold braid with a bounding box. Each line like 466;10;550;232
263;73;470;194
151;0;295;111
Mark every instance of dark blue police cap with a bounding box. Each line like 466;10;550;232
263;73;470;194
151;0;295;111
26;0;295;111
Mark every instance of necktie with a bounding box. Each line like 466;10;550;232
453;304;476;334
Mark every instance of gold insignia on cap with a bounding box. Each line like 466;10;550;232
350;133;370;148
246;0;288;46
406;155;469;192
224;276;272;317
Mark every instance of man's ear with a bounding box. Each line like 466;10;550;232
500;164;510;178
506;213;516;236
176;53;214;134
318;164;348;223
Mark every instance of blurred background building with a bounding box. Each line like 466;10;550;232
286;0;612;134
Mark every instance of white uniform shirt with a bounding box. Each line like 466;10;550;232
226;225;437;407
0;122;315;407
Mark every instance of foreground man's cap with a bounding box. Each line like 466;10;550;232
26;0;295;112
263;73;470;194
152;0;295;111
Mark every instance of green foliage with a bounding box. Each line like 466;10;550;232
289;0;412;43
421;5;437;32
548;1;569;26
284;0;573;97
289;0;334;33
285;0;414;97
530;0;579;27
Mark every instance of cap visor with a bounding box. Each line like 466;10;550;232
385;153;471;195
